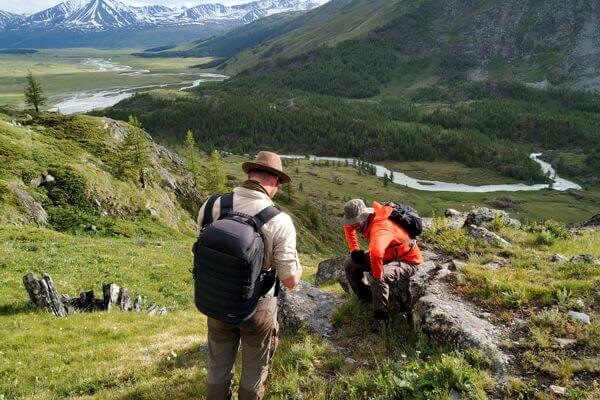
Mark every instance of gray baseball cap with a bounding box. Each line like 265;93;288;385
340;199;374;226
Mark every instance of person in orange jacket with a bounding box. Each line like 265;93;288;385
340;199;423;332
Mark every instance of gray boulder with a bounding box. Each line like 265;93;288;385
8;184;48;226
463;207;521;229
551;254;569;263
278;280;343;338
580;214;600;230
315;256;349;291
468;225;512;247
571;254;600;266
568;311;591;325
409;263;511;376
444;209;468;229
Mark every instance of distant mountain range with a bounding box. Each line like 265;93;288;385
0;0;326;48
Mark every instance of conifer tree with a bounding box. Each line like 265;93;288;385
202;150;227;193
282;182;294;201
119;115;152;188
184;130;202;189
24;71;46;112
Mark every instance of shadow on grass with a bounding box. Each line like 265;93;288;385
118;342;210;400
0;301;36;316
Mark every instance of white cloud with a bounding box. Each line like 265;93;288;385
1;0;250;14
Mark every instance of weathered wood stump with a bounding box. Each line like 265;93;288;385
22;272;167;317
118;287;132;311
133;295;142;311
103;283;120;311
22;273;67;317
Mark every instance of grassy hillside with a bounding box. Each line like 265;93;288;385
137;12;305;60
220;0;600;91
1;111;599;398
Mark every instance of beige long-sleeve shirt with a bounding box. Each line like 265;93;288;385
197;186;302;281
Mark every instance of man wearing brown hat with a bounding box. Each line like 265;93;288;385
197;151;302;400
340;199;422;332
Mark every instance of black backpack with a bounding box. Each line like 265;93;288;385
381;201;422;238
192;193;280;324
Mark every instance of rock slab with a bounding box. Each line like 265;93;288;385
278;280;343;338
315;256;349;291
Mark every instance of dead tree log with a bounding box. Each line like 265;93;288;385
118;287;132;311
103;283;120;311
22;273;67;317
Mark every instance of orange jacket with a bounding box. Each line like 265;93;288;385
344;201;422;279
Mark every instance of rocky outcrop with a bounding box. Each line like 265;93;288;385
8;184;48;226
312;249;511;377
468;225;512;247
278;280;343;338
463;207;521;229
571;254;600;265
409;262;511;377
23;272;167;317
314;256;349;291
580;214;600;230
444;208;468;228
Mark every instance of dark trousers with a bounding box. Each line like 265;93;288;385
344;254;417;319
206;294;278;400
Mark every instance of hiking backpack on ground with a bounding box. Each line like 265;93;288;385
382;201;423;238
192;193;280;324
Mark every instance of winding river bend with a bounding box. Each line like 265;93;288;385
49;58;227;115
283;153;581;193
46;58;580;193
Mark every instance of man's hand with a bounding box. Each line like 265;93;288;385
281;272;302;289
351;249;366;264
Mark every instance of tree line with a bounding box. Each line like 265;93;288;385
100;86;546;182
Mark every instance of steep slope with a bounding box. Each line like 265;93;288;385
0;110;201;234
169;0;398;69
222;0;600;91
138;11;305;59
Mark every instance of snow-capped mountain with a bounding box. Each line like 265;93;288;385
0;10;22;29
0;0;327;32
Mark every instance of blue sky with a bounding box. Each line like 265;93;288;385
1;1;248;14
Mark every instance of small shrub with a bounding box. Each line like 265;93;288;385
501;288;524;309
45;166;91;210
421;215;476;256
506;378;538;399
525;220;571;244
488;212;506;232
534;231;555;246
556;287;573;304
531;309;562;328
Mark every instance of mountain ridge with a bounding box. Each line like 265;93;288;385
0;0;327;32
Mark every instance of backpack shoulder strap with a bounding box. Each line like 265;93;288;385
201;194;220;228
219;193;234;219
253;205;281;230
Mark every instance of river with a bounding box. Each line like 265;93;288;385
282;154;581;193
46;58;580;193
48;58;227;114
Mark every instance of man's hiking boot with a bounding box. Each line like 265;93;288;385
370;318;387;334
356;289;372;305
371;310;390;333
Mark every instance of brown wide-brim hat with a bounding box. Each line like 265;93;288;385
242;151;291;184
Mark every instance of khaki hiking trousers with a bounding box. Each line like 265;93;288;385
344;254;417;319
206;293;278;400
